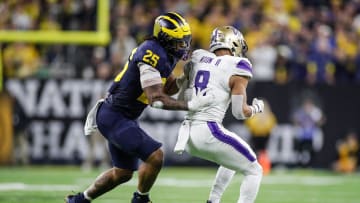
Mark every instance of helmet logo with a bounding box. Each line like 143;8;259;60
211;29;225;43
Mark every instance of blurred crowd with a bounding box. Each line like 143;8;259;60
2;0;360;85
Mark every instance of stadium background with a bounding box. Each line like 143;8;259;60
0;0;359;171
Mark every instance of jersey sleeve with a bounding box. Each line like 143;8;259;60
134;40;176;82
134;42;166;68
231;57;253;79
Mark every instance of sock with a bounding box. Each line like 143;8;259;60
84;190;93;201
238;162;262;203
136;190;149;196
208;166;236;203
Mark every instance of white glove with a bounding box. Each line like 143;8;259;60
187;88;214;111
250;98;264;115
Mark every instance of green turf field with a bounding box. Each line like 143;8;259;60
0;166;359;203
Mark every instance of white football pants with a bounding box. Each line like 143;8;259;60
183;121;263;203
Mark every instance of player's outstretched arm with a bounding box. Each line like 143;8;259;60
229;75;264;119
144;84;213;111
144;84;187;110
139;61;210;111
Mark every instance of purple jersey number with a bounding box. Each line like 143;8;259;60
194;70;210;94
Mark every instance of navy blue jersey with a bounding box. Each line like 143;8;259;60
106;39;178;119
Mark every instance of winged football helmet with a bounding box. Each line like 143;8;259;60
153;12;192;60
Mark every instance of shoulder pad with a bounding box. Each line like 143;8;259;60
191;49;215;62
192;49;208;56
227;56;253;78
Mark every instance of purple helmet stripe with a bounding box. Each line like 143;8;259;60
207;121;256;162
236;60;252;73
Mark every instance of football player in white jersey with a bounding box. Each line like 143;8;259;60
174;26;264;203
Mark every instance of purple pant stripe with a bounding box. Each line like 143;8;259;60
207;121;256;162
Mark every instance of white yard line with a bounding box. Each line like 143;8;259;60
0;175;346;191
261;175;346;185
0;182;79;191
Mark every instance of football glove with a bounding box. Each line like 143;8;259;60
250;98;264;115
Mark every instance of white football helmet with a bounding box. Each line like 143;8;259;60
209;26;248;57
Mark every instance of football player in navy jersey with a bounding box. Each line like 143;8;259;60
66;12;212;203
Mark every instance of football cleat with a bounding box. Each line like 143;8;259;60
64;193;90;203
206;201;212;203
131;192;152;203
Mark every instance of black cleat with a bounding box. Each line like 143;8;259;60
131;192;152;203
65;193;90;203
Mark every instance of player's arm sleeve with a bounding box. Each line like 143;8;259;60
138;62;189;110
229;73;253;120
228;57;254;119
138;62;163;89
232;94;248;120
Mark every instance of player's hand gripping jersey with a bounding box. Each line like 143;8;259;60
185;49;253;122
105;39;178;119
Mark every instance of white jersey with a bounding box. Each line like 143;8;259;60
185;49;253;122
175;49;262;203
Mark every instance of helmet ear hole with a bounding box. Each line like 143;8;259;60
231;48;237;56
242;41;248;54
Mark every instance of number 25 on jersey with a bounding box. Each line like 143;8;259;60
143;50;160;67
